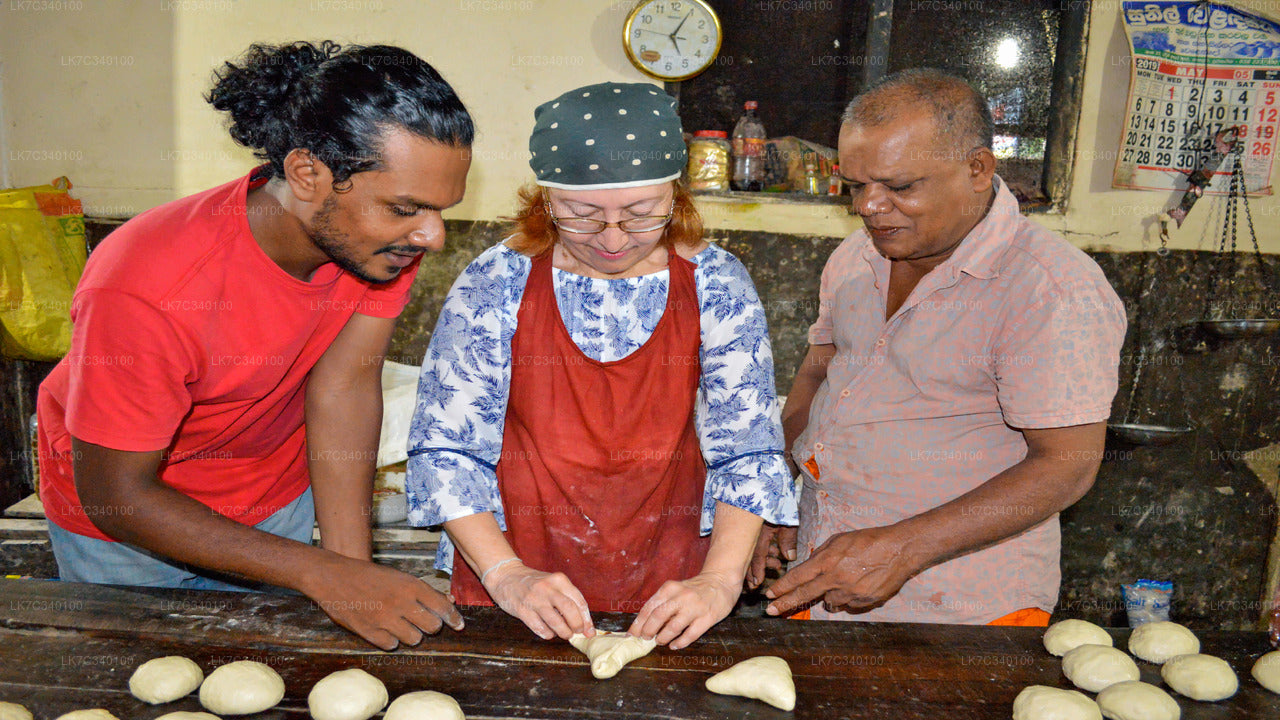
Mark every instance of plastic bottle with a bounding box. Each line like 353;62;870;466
731;101;766;192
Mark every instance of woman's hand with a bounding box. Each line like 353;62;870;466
627;570;740;650
481;559;595;641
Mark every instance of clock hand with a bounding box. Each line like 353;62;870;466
670;10;692;37
668;10;692;55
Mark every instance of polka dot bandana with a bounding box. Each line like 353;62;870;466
529;82;687;190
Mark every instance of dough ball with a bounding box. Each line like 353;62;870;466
384;691;465;720
1160;653;1237;701
0;702;33;720
308;668;388;720
1127;621;1199;664
199;660;285;715
569;631;657;679
155;714;222;720
1095;681;1181;720
129;655;205;704
1251;650;1280;694
1044;620;1113;657
704;656;796;712
53;712;120;720
1012;685;1102;720
1062;645;1140;693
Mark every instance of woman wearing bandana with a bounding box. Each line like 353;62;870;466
406;83;797;648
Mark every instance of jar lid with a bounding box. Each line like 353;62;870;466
693;130;728;138
744;100;758;110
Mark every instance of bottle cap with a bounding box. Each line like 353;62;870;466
694;130;729;138
744;100;758;110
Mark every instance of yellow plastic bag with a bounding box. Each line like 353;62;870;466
0;177;86;360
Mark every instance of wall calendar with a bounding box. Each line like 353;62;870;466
1116;1;1280;196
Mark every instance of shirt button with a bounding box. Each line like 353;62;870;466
840;389;851;398
814;443;824;451
876;338;886;347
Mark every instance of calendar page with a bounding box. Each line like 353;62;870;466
1115;1;1280;195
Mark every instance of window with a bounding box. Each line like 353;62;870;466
673;0;1090;209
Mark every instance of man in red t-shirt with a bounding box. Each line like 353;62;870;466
36;41;473;650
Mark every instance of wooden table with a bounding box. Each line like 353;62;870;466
1;578;1277;719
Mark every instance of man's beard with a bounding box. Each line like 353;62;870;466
309;193;393;285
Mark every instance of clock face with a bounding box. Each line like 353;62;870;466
623;0;722;82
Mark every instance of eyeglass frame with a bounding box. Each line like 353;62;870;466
542;192;676;235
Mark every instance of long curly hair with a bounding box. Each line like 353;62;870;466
504;181;704;257
205;40;474;190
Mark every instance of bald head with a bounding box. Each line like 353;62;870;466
841;69;993;156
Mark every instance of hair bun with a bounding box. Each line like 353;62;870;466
206;41;341;153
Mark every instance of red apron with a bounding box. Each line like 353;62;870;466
450;250;711;612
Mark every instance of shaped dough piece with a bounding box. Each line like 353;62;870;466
0;702;32;720
155;714;222;720
1160;653;1237;701
1044;620;1113;657
308;668;388;720
1127;621;1199;664
54;712;120;720
130;655;205;704
1251;650;1280;694
1095;681;1180;720
1012;685;1102;720
569;631;657;679
199;660;285;715
384;691;465;720
1062;645;1140;693
705;656;795;711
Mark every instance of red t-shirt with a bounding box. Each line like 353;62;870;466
38;169;421;540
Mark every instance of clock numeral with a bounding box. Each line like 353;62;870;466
641;14;652;23
698;19;705;28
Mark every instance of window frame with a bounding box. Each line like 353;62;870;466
669;0;1092;213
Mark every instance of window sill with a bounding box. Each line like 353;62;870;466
692;190;846;206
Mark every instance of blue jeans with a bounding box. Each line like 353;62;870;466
48;488;315;593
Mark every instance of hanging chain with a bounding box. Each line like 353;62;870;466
1236;148;1280;299
1226;153;1240;315
1124;344;1147;424
1124;251;1161;425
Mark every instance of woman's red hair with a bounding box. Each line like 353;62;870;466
504;181;704;257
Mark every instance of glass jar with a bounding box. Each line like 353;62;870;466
686;130;731;191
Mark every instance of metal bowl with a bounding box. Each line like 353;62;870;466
1198;319;1280;338
1107;423;1194;446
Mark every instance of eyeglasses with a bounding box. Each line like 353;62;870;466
544;198;675;235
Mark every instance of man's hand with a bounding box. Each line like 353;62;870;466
482;559;594;641
764;525;921;617
628;570;739;650
747;524;797;589
303;555;463;650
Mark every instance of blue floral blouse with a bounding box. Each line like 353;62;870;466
406;241;798;572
